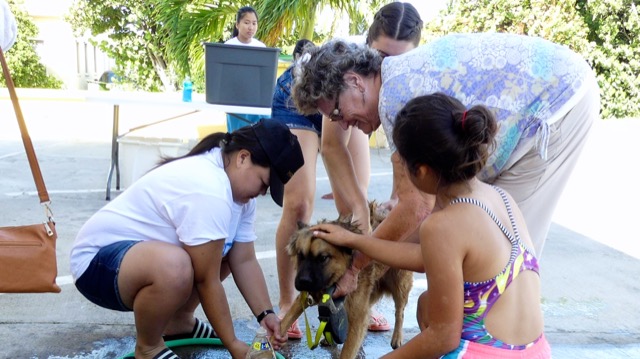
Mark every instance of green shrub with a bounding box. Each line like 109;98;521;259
0;0;63;89
425;0;639;119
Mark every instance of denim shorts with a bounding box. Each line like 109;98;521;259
75;240;139;312
272;70;323;135
271;107;323;135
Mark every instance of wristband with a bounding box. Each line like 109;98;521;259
256;309;275;323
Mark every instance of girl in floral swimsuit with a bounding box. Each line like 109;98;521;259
312;93;551;358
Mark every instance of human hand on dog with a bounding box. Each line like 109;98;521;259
312;224;365;297
312;223;362;248
334;264;360;297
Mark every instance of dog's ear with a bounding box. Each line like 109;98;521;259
337;213;353;224
286;231;302;260
297;221;309;230
334;216;362;235
337;214;362;234
368;199;388;230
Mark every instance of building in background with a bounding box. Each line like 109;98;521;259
20;0;444;91
22;0;113;90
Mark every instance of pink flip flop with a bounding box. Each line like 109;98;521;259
286;319;303;339
368;313;391;332
321;192;334;200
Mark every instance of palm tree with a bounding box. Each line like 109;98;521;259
155;0;391;78
256;0;392;44
154;0;241;77
254;0;336;44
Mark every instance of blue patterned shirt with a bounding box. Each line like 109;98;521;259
379;33;597;181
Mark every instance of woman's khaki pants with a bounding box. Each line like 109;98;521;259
492;83;600;258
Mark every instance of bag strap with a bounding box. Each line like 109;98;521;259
0;47;50;204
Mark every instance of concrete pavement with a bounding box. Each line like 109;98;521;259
1;95;639;358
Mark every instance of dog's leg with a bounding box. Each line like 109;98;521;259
279;294;308;339
389;270;413;349
390;291;405;349
340;278;374;359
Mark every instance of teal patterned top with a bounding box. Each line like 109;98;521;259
379;33;597;181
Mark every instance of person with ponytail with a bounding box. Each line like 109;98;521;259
70;119;303;359
225;5;265;47
312;93;551;358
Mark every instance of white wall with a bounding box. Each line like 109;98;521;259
23;0;113;89
19;0;446;90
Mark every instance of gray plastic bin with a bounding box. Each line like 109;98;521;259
204;43;280;108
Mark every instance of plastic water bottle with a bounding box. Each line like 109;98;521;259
182;76;193;102
245;326;276;359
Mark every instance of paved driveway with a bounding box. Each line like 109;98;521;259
1;96;639;358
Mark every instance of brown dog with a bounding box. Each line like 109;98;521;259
279;202;413;359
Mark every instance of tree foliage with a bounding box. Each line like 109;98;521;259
155;0;389;91
579;0;640;119
68;0;389;93
153;0;243;92
66;0;173;91
426;0;640;119
63;0;640;118
0;0;62;89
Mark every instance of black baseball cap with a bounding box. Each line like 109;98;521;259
252;119;304;207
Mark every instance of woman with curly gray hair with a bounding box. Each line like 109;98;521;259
319;0;423;204
292;39;435;301
294;41;383;121
292;33;599;299
276;3;424;338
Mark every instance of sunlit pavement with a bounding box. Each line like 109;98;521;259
1;98;639;358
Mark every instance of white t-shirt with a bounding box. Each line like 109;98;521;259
70;148;257;280
225;37;266;47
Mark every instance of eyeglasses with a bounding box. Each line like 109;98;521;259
329;93;343;122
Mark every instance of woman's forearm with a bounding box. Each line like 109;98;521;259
321;119;370;232
229;248;274;316
197;279;237;344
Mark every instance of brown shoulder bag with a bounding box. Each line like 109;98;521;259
0;46;61;293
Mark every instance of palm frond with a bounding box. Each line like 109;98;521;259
255;0;315;46
155;0;239;75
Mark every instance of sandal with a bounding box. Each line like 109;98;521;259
163;317;217;342
286;319;303;340
321;192;334;200
152;348;179;359
368;312;391;332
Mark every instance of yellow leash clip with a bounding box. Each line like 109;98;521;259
301;291;326;349
300;287;347;349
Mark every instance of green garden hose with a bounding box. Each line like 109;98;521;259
119;337;285;359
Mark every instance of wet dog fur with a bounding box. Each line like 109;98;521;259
279;202;413;359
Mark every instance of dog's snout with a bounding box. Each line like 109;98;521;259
295;275;315;292
294;260;323;292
